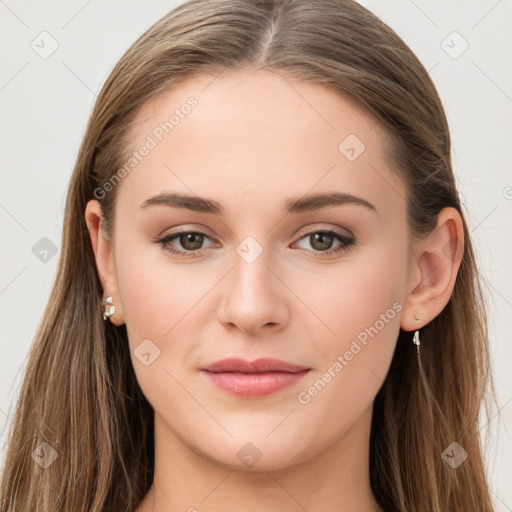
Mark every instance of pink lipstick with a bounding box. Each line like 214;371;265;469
200;358;311;398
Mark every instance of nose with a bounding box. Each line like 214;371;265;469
216;250;289;335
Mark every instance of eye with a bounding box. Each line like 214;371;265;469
293;229;354;257
153;227;354;258
155;230;214;257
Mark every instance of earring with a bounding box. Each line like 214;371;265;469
101;296;116;320
412;329;420;354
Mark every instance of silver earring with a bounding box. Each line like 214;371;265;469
413;329;420;354
101;296;116;320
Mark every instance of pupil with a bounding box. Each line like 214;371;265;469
312;233;332;251
182;233;203;250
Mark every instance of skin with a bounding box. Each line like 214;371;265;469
85;69;464;512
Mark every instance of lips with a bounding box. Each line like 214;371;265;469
201;357;310;374
200;358;311;398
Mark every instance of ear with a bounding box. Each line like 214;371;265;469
85;199;124;326
400;207;464;332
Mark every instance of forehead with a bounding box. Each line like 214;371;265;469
117;69;406;221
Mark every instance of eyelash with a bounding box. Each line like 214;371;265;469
154;228;355;258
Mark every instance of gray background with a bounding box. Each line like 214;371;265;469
1;0;511;509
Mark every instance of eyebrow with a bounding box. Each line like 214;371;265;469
139;191;377;215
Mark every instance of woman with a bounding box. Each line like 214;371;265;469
0;0;497;510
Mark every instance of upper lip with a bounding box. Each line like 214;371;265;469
201;358;310;373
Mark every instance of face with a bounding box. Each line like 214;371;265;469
104;69;411;470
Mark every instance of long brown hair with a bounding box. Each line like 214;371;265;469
0;1;497;510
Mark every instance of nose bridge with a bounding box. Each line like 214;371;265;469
233;244;273;295
216;238;288;332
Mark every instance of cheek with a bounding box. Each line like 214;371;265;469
289;260;404;446
301;244;406;344
115;242;194;337
295;242;407;395
114;241;218;382
114;248;196;409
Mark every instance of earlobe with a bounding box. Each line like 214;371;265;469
84;200;124;325
400;207;464;332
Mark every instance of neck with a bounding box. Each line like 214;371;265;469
137;405;382;512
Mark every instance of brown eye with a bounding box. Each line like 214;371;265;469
156;230;213;256
295;229;354;257
178;232;205;251
308;232;335;251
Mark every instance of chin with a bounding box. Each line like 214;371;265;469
195;433;312;473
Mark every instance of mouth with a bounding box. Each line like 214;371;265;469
200;358;311;398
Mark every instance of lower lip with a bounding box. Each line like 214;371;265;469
202;370;310;397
